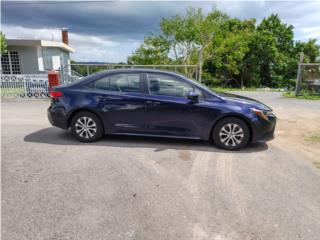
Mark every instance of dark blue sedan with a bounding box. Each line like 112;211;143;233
48;69;276;150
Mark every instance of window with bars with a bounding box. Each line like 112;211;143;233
1;51;21;74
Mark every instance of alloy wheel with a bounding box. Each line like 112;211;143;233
219;123;244;147
75;116;97;139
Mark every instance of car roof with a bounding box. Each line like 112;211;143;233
67;68;185;87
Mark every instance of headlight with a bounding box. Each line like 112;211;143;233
250;108;271;121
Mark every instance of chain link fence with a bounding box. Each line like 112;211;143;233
60;64;199;85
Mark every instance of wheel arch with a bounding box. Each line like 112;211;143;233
209;113;254;142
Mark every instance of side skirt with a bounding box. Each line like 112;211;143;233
110;132;202;140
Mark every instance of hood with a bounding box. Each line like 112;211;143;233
217;92;272;111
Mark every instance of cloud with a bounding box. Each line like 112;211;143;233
295;26;320;41
2;25;137;62
1;1;213;40
1;1;320;62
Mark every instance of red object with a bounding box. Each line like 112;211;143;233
48;71;60;93
61;28;69;45
50;91;63;98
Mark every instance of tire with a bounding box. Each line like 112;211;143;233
71;111;104;142
212;117;250;150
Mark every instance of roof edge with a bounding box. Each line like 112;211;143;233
41;40;75;53
6;39;75;53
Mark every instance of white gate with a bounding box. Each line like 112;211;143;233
1;74;49;99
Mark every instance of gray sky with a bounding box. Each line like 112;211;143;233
2;0;320;62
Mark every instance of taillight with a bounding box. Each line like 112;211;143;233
50;91;63;98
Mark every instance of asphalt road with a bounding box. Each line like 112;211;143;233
2;92;320;240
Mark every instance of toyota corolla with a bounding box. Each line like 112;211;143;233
48;69;276;150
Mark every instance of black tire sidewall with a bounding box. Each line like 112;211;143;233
213;117;250;150
71;111;103;142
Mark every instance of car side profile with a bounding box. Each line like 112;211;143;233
48;69;276;150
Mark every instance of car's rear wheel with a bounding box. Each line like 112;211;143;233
71;111;103;142
212;117;250;150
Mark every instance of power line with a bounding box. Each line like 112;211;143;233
2;0;116;4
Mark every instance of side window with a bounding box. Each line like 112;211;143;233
93;76;109;90
147;74;194;97
89;73;141;93
109;74;140;92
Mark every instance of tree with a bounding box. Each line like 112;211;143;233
160;10;198;76
127;34;171;65
207;18;256;88
0;32;7;55
127;9;320;88
253;14;295;87
294;39;320;63
192;9;229;81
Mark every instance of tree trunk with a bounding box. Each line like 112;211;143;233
240;71;244;89
184;61;188;76
198;48;203;82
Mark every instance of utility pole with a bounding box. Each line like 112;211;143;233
295;52;304;96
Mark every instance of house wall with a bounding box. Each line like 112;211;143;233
42;47;70;71
5;45;71;74
7;46;39;74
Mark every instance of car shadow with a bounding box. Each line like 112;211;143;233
24;127;269;153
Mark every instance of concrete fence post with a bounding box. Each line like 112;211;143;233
295;52;304;96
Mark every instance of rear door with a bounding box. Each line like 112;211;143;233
89;72;147;134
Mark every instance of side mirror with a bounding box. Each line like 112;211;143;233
187;91;199;103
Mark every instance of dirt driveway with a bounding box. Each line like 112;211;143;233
2;92;320;240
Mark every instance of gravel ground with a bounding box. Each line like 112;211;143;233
1;92;320;240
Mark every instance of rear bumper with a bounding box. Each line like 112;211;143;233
47;107;68;129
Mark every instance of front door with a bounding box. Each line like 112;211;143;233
143;73;209;138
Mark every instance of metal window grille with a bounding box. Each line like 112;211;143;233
1;51;21;74
1;53;11;74
10;51;21;74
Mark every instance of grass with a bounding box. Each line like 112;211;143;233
313;162;320;169
1;87;25;96
212;87;257;93
283;91;320;100
211;87;284;93
306;134;320;143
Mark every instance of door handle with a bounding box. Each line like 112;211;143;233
145;101;153;106
145;101;160;107
152;102;160;106
97;96;111;100
98;96;121;101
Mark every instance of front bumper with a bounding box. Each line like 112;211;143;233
251;115;277;143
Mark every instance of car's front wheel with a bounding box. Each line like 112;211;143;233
71;111;103;142
212;117;250;150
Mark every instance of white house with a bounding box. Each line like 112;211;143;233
1;28;75;74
